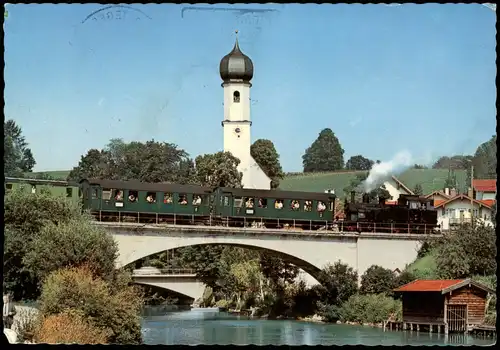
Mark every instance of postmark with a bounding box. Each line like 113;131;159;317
81;4;152;24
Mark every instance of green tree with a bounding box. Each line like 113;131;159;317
359;265;397;295
250;139;284;189
67;139;193;183
345;155;374;171
413;164;428;169
443;168;458;190
394;270;416;288
473;135;497;179
314;261;358;307
3;190;84;300
302;128;345;172
435;221;496;278
195;151;243;188
23;218;119;284
4;119;36;177
413;183;423;196
432;155;473;170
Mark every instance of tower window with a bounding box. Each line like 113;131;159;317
233;91;240;103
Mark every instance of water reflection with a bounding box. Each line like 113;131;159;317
141;309;496;346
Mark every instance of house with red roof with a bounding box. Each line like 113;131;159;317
472;179;496;201
394;279;495;334
433;193;494;230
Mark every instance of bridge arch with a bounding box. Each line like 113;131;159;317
112;232;354;283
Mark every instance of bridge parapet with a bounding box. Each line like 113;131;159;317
96;222;442;240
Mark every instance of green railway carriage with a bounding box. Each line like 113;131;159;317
80;179;213;224
4;177;81;202
214;187;336;229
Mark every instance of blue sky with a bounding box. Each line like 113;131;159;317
4;4;496;172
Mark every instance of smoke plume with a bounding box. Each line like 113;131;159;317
363;150;413;192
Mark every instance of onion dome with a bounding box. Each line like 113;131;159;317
219;34;254;83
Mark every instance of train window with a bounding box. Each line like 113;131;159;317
92;188;98;199
258;198;267;208
193;195;202;206
328;200;334;212
178;194;188;205
114;190;124;201
274;199;284;210
164;193;173;204
66;188;73;197
233;197;243;208
358;212;366;219
102;188;112;200
317;201;326;212
146;192;156;204
244;197;254;208
6;183;13;190
128;190;138;202
31;185;36;194
224;196;230;206
290;200;300;211
304;200;312;212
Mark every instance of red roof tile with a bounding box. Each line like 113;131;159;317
394;279;465;292
479;199;496;207
473;179;496;193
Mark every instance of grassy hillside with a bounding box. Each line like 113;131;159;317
280;168;467;197
25;170;71;180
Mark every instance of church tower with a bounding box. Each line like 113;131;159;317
219;32;254;188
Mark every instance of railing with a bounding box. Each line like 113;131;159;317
133;268;196;276
94;210;441;235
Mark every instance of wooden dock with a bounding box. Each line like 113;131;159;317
470;325;496;338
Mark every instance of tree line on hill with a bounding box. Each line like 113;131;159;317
6;119;496;186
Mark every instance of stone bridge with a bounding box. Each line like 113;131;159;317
99;222;439;295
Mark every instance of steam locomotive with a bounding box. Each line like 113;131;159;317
340;191;439;234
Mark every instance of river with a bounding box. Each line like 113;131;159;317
141;307;496;346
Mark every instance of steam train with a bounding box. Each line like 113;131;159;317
5;177;439;234
340;191;439;234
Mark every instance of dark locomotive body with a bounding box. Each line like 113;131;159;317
342;191;439;234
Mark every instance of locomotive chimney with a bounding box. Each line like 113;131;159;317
362;193;370;204
350;191;355;203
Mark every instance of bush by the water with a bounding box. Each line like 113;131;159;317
359;265;397;295
39;265;144;344
34;309;111;344
335;293;402;324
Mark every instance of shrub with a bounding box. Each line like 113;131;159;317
39;265;144;345
34;309;111;344
335;293;402;324
23;218;118;284
360;265;397;295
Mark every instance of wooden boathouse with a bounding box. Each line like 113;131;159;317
393;279;495;334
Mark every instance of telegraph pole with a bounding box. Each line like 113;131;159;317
470;165;474;223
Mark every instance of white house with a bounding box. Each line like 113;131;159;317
433;194;494;230
219;35;272;190
382;176;414;204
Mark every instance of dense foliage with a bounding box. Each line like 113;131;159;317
345;155;373;171
335;294;402;324
250;139;284;189
412;183;423;196
4;119;36;177
39;266;144;344
34;309;111;344
359;265;397;296
472;135;496;180
302;128;345;172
